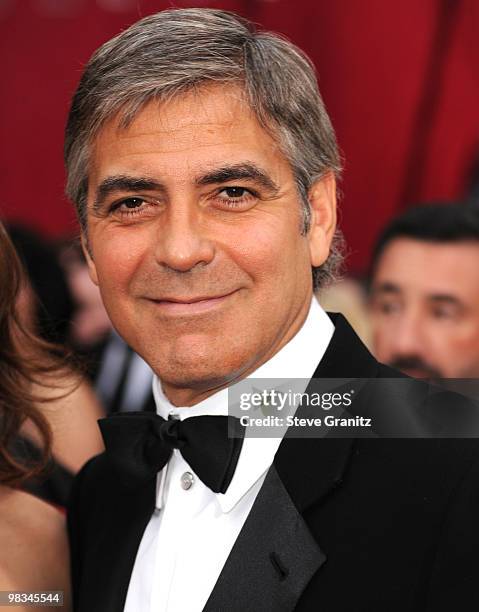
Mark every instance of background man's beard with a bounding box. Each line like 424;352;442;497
388;356;443;380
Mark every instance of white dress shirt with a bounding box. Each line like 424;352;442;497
124;298;334;612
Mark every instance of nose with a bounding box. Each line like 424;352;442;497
154;202;215;272
388;311;425;357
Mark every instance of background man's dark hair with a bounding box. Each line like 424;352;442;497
370;202;479;279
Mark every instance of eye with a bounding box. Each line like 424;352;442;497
213;186;257;210
431;305;458;320
374;299;402;316
221;187;248;198
118;197;145;209
109;196;157;219
382;303;398;314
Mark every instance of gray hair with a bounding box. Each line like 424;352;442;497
64;8;343;289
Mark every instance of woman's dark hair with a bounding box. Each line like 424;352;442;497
0;222;68;487
6;224;75;345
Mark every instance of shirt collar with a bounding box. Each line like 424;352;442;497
152;297;334;512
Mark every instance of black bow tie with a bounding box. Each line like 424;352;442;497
98;412;245;493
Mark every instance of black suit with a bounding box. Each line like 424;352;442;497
68;314;479;611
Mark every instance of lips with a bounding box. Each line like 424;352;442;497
146;290;238;315
155;294;231;304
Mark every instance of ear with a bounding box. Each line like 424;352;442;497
81;233;99;286
307;172;337;267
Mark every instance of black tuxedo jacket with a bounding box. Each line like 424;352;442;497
68;314;479;611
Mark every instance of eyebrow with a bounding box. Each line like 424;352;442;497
372;284;463;307
428;294;462;306
371;282;401;295
195;163;280;193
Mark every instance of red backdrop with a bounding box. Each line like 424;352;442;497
1;0;478;273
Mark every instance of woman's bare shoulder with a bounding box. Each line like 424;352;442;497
0;486;71;605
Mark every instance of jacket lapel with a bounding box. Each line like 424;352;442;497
204;465;326;612
275;312;379;512
205;314;380;611
75;470;156;612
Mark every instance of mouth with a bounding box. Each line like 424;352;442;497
390;359;441;380
392;364;442;380
146;290;238;315
401;367;434;379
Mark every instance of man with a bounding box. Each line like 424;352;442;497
66;9;479;611
369;203;479;378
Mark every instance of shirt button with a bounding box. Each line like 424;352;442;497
180;471;195;490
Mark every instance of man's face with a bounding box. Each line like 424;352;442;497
83;85;335;404
370;237;479;378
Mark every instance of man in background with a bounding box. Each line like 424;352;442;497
369;203;479;378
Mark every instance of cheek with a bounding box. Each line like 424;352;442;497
371;319;396;357
230;216;309;292
372;328;389;357
446;323;479;355
233;226;279;277
91;231;147;301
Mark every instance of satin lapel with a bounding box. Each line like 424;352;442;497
275;312;380;512
76;478;156;612
204;465;326;612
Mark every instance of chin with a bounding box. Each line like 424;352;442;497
155;346;253;389
156;365;238;397
131;327;264;389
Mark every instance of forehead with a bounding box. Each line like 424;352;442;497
373;238;479;300
88;85;288;183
